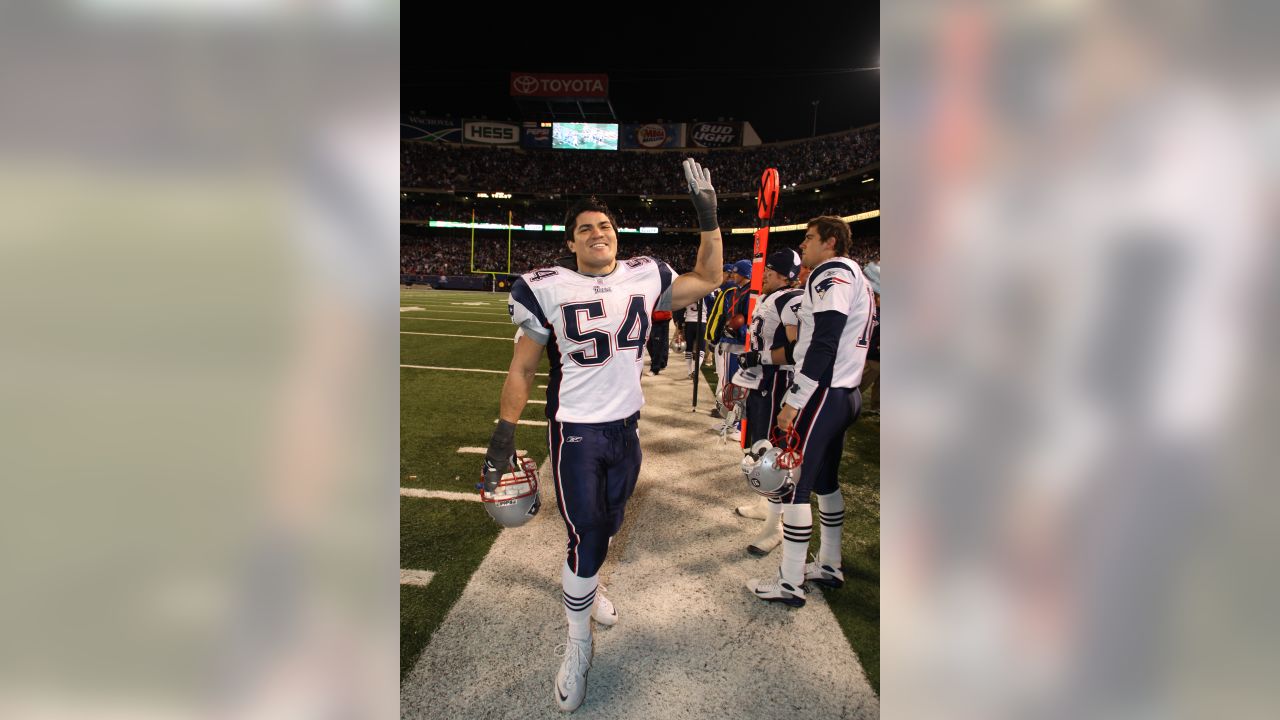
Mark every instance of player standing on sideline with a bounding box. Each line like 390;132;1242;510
484;160;724;711
647;305;672;375
730;249;803;555
746;216;876;607
680;292;712;379
706;265;739;418
714;259;754;437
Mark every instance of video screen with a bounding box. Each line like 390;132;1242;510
552;123;619;150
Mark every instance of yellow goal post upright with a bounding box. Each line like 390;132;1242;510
469;208;516;292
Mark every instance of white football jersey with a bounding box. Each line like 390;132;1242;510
749;288;802;372
788;257;877;408
509;256;674;423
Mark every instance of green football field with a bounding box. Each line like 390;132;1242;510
400;288;880;692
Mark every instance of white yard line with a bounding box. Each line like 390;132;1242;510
493;418;547;426
400;365;547;376
400;309;510;317
401;317;514;326
400;488;481;503
456;448;530;456
401;331;514;341
400;569;437;587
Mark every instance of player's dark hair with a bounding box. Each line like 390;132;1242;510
564;197;619;246
806;215;851;256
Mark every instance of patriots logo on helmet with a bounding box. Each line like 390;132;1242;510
813;274;852;298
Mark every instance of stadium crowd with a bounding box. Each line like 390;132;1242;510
402;195;878;230
402;126;878;195
401;234;879;279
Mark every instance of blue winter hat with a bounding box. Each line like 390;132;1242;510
723;262;735;272
733;259;753;279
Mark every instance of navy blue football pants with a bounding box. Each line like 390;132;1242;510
646;319;670;372
547;412;642;578
786;386;861;504
744;365;792;447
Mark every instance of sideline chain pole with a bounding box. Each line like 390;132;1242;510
738;168;780;445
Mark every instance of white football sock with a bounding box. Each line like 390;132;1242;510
816;490;845;568
562;561;598;641
780;504;812;587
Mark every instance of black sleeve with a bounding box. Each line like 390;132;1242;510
797;310;848;383
769;321;790;351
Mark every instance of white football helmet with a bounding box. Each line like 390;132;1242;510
741;430;803;499
478;456;542;527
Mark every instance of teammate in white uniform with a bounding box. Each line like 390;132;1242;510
730;249;803;555
484;160;724;711
747;216;876;607
680;295;711;378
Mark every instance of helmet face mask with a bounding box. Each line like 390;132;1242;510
720;383;748;412
479;456;542;527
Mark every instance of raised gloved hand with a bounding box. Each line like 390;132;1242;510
482;419;517;493
682;158;718;232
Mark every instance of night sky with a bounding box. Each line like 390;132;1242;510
401;8;879;143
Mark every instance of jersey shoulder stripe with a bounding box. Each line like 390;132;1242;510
510;275;549;326
772;288;802;315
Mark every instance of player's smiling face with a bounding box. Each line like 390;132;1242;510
570;211;618;274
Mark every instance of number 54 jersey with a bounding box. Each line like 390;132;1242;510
508;257;674;423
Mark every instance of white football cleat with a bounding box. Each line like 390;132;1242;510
746;571;806;608
735;501;769;520
746;518;783;556
554;634;592;712
592;586;617;627
804;559;845;589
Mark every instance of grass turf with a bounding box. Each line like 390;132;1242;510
400;370;549;491
399;291;879;694
400;496;502;676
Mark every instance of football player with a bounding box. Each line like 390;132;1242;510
746;216;876;607
485;159;724;711
731;249;803;555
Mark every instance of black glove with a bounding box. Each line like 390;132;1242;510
682;158;718;232
482;419;517;493
738;350;761;369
